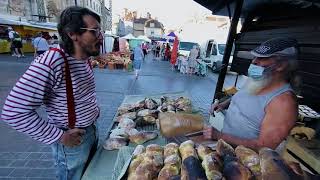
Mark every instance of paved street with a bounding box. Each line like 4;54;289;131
0;53;244;179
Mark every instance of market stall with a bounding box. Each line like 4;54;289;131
195;0;320;175
0;19;57;53
92;51;132;71
82;92;202;179
81;0;320;179
81;91;318;180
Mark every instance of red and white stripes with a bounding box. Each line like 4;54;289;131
1;47;99;145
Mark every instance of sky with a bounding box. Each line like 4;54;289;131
111;0;212;30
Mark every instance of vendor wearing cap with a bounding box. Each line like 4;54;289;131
204;37;299;151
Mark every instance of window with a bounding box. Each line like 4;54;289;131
151;31;154;35
150;23;155;28
179;42;199;51
211;44;217;55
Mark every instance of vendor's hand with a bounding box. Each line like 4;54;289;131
60;128;86;147
203;127;222;140
210;103;223;114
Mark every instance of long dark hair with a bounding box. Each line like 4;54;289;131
57;6;101;54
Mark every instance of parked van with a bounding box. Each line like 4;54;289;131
178;41;200;57
200;39;233;72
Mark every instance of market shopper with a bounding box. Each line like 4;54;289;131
188;45;199;74
7;27;16;56
33;32;49;56
8;26;24;58
133;43;144;78
1;6;102;180
164;43;171;61
142;42;148;60
204;37;299;151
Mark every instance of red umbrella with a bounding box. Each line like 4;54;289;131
170;36;179;65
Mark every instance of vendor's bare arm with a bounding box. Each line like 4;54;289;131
219;92;297;150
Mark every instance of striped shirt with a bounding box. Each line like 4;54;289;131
1;46;100;145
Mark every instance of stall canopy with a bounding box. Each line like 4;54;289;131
160;32;177;43
194;0;320;17
122;33;136;40
128;39;144;50
137;35;151;43
0;18;57;31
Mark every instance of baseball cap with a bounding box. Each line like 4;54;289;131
7;26;13;30
251;37;298;58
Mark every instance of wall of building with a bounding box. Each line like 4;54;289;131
0;0;36;21
82;0;101;15
133;23;144;36
145;27;163;38
0;0;112;32
134;30;144;37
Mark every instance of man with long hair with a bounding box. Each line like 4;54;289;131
1;7;103;179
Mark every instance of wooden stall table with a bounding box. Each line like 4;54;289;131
285;136;320;174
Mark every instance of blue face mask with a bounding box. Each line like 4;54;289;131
248;64;276;80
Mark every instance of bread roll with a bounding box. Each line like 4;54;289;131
197;144;214;161
158;154;181;180
216;139;235;158
129;131;158;145
164;143;179;159
179;140;197;161
202;154;223;180
235;145;261;178
223;161;253;180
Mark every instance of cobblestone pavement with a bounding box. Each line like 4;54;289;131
0;53;245;179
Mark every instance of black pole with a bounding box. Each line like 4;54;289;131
75;0;77;6
213;0;244;100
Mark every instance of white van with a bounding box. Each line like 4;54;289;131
178;41;200;57
200;39;233;72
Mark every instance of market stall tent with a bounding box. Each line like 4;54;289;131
160;32;178;43
0;18;57;53
137;35;151;43
128;39;144;50
122;33;136;40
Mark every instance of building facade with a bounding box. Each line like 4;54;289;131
0;0;112;31
101;0;112;31
133;18;148;37
144;19;164;39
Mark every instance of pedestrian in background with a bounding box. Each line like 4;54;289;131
188;45;199;74
156;44;161;58
164;43;171;61
7;26;16;57
33;32;49;57
160;43;165;60
142;42;148;60
1;6;103;180
8;26;24;58
133;43;144;78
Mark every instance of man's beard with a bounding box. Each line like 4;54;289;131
81;42;101;57
243;76;272;94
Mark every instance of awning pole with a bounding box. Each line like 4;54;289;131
213;0;244;101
